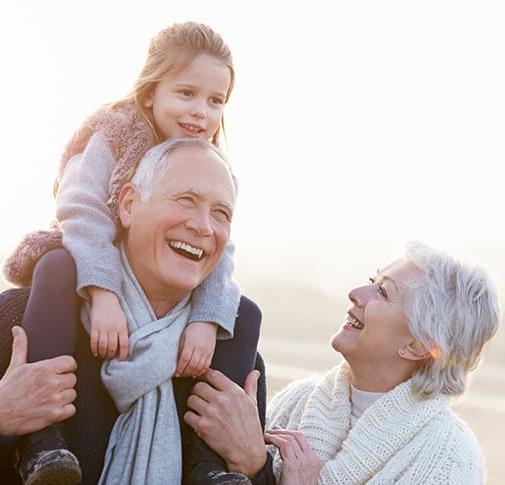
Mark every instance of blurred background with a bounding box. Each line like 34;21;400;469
1;1;504;482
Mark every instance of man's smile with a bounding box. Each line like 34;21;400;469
167;239;205;261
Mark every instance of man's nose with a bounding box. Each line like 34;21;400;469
185;209;212;235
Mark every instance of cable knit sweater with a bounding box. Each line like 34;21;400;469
266;363;485;484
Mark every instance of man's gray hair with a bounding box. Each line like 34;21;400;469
404;242;501;398
130;138;237;201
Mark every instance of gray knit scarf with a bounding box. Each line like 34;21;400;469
81;246;191;484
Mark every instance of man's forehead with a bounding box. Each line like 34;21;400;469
155;151;236;204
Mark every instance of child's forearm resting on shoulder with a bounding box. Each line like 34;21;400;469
189;241;240;338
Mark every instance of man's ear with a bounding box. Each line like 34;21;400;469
398;340;431;361
118;183;139;229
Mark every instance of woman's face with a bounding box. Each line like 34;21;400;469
331;258;425;372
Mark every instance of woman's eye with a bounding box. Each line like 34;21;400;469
179;89;193;97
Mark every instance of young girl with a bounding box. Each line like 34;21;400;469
4;22;261;484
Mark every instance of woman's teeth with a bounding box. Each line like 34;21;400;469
168;240;204;260
347;315;364;329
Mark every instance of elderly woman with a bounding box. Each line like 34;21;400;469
185;242;501;485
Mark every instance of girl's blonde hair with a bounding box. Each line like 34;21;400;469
114;21;234;146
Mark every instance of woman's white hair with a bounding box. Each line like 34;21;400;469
130;137;236;201
404;242;501;398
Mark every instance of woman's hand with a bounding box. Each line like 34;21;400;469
264;428;323;485
175;321;217;377
89;287;129;360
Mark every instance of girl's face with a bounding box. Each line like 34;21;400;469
145;53;231;141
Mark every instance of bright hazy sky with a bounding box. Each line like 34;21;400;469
1;0;504;291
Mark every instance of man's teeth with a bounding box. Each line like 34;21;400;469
169;240;203;259
347;315;364;329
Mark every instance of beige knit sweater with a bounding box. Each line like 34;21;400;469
266;363;485;484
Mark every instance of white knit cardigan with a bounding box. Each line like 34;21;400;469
266;363;485;484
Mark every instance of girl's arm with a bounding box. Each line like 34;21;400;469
189;241;240;338
55;132;128;359
55;131;122;299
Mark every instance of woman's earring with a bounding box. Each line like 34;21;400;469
398;348;406;356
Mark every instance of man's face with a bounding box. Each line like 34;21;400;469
121;145;235;306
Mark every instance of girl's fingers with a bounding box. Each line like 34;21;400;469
264;432;298;460
106;332;118;359
178;348;195;377
98;332;108;359
90;329;99;357
118;330;129;361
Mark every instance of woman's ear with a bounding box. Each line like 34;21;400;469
398;340;431;361
118;183;139;229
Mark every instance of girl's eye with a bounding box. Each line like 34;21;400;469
179;89;194;97
210;96;225;105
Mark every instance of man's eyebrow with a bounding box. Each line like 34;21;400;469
173;188;234;212
376;268;399;292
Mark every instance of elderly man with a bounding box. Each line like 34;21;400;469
0;138;264;484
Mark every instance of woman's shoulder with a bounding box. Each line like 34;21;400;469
427;408;485;481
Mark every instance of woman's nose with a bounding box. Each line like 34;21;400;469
348;285;369;308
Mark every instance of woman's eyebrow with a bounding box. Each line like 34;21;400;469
376;269;399;292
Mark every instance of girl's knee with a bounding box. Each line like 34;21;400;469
234;296;262;342
33;248;76;285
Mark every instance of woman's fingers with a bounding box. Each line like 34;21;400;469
264;431;301;460
268;428;312;453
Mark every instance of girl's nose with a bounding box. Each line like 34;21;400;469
190;100;207;120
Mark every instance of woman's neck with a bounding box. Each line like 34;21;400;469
348;359;416;393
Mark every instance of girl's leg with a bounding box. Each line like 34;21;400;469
184;295;263;484
18;248;81;485
21;248;79;362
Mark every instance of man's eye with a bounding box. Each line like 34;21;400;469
178;196;194;205
214;209;231;222
378;286;388;299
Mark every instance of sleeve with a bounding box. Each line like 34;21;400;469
55;132;122;299
250;453;277;485
189;240;240;338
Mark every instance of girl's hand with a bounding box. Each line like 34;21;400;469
175;321;217;377
264;428;323;485
89;287;129;360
